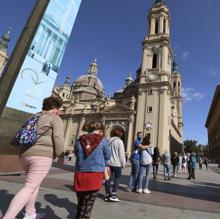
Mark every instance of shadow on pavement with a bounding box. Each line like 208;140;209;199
45;194;77;219
0;190;62;219
35;202;62;219
116;174;220;203
64;184;74;191
194;181;220;188
0;189;22;218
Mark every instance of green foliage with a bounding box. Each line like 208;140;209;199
183;139;208;155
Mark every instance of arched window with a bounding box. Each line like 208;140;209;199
173;81;176;89
155;18;159;34
178;81;181;92
163;18;166;33
152;54;158;69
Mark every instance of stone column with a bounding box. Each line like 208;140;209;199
135;89;145;135
77;115;85;138
126;114;134;158
64;117;73;150
158;88;170;153
159;15;163;34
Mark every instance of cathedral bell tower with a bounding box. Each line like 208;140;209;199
135;0;175;153
171;59;183;138
0;28;11;77
140;0;172;83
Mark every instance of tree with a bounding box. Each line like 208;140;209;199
183;140;208;156
183;139;198;152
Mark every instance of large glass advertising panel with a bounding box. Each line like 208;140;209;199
6;0;81;113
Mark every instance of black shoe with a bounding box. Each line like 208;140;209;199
104;195;110;202
168;177;171;181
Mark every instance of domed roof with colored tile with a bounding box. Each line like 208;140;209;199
73;59;104;95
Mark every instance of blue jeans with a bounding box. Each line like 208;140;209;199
164;163;170;178
153;163;159;178
128;158;140;190
105;166;122;195
173;165;178;176
138;164;151;190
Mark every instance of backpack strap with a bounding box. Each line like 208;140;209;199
145;148;153;157
109;137;118;146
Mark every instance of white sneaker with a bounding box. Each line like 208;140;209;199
143;189;151;194
137;189;142;194
23;213;37;219
23;213;45;219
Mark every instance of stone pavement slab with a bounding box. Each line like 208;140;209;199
0;161;220;218
0;181;220;219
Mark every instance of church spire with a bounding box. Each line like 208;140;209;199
64;75;72;85
0;27;11;53
155;0;165;5
88;58;98;75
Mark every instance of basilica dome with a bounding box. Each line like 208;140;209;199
73;60;104;98
74;73;104;92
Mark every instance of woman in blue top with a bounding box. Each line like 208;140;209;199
127;132;143;192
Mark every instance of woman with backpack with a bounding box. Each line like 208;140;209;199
3;96;65;219
73;120;111;218
104;127;126;202
137;135;153;194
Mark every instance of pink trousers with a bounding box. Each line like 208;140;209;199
3;156;52;219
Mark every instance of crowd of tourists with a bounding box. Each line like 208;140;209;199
2;95;208;219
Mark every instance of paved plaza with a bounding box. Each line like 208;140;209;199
0;161;220;219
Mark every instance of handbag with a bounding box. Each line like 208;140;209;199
104;166;111;181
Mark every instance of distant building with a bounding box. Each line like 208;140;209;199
0;28;11;77
205;85;220;163
54;0;183;154
53;75;72;102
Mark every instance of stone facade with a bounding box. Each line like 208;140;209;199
0;28;11;77
54;0;183;156
205;85;220;163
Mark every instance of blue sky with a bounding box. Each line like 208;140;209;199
0;0;219;145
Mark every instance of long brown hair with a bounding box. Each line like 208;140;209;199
142;135;151;146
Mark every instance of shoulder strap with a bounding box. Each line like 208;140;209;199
36;113;53;140
109;137;118;146
146;148;152;157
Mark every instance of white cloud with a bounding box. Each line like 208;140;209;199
182;87;205;103
180;51;190;61
210;69;220;77
173;45;180;51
